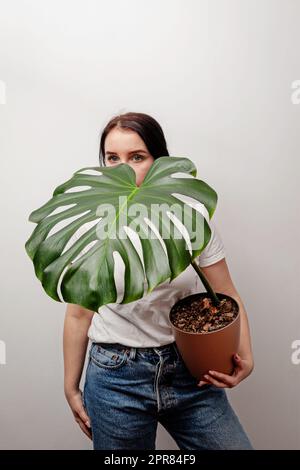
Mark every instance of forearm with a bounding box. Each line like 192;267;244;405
231;294;254;364
63;306;93;396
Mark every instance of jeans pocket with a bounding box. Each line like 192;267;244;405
90;342;129;370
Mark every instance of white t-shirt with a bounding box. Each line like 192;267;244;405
68;214;226;347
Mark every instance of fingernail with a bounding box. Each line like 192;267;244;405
198;381;204;387
85;421;91;428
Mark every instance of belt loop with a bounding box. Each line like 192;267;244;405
128;347;136;360
153;347;162;356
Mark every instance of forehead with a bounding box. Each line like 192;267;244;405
104;127;147;153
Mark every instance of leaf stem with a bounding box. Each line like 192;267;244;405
191;260;221;306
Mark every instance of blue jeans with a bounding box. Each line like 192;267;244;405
82;341;254;450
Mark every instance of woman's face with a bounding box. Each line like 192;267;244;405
104;127;155;186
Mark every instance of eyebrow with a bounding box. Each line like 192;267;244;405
105;149;147;155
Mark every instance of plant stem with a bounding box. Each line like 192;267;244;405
191;260;221;306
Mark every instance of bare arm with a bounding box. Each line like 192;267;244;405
63;303;95;439
198;258;254;388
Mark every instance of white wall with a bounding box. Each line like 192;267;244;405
0;0;299;450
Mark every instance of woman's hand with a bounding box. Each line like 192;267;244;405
197;353;254;389
65;388;92;440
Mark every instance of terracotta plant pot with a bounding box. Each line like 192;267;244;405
169;292;240;381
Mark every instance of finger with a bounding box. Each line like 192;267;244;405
232;353;243;369
203;374;230;388
206;371;239;388
76;406;91;429
197;380;210;387
77;419;93;440
208;370;238;386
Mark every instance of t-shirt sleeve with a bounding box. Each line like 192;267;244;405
195;218;226;267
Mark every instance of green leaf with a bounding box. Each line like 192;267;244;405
25;157;218;311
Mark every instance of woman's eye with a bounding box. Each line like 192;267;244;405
107;154;144;163
108;156;119;162
131;154;143;162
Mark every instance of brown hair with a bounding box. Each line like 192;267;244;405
99;112;170;166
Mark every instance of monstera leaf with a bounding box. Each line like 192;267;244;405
25;157;218;312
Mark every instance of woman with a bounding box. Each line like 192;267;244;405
63;112;254;450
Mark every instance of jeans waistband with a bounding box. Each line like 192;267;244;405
94;341;180;361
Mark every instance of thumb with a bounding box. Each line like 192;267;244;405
233;353;242;363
